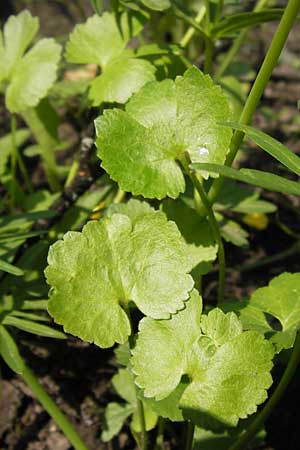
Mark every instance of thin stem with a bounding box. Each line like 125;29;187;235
215;0;224;23
155;417;165;450
184;422;195;450
21;363;89;450
113;188;126;204
228;331;300;450
214;0;269;82
65;159;79;188
181;154;225;304
204;37;213;74
180;6;206;48
126;307;148;450
9;114;18;209
204;0;300;212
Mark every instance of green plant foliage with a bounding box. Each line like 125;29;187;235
0;10;61;113
132;290;274;429
102;402;135;442
0;324;24;374
0;129;30;180
45;210;194;347
223;122;300;176
95;67;232;199
192;163;300;195
140;0;171;11
65;11;155;105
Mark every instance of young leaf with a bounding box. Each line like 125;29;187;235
192;163;300;196
89;56;156;105
101;402;135;442
132;290;274;429
0;258;24;276
66;12;146;67
112;368;137;405
6;38;62;113
1;10;38;80
131;402;158;432
95;67;232;199
222;122;300;176
0;324;24;374
140;0;171;11
46;213;193;348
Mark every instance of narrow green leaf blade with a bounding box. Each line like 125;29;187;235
192;163;300;196
140;0;171;11
0;324;24;374
3;316;66;339
0;258;24;276
6;38;61;113
212;9;284;38
222;122;300;176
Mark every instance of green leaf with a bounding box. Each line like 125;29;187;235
249;272;300;352
212;9;284;38
95;67;232;199
66;11;146;68
0;324;24;374
132;291;274;429
112;368;137;405
222;122;300;176
89;56;156;105
114;342;131;366
193;426;266;450
144;380;188;422
162;199;217;267
46;213;193;348
107;198;155;222
6;38;61;113
216;213;249;247
101;402;135;442
0;129;30;178
0;258;24;276
192;163;300;196
131;402;158;432
140;0;171;11
3;316;66;339
0;10;38;80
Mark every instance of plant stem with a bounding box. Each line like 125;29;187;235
180;6;206;48
214;0;269;82
203;0;300;211
184;422;195;450
155;417;165;450
113;188;126;204
181;154;225;304
9;114;18;209
228;331;300;450
126;308;148;450
204;37;213;74
21;363;89;450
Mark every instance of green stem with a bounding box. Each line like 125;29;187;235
155;417;165;450
126;308;148;450
204;0;300;211
184;422;195;450
22;108;61;192
22;363;89;450
113;188;126;204
215;0;224;23
228;331;300;450
181;154;225;304
204;37;213;74
180;6;206;48
214;0;269;82
65;159;79;188
9;114;18;209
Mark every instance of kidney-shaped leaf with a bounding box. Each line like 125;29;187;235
46;212;193;348
95;67;232;199
132;291;274;429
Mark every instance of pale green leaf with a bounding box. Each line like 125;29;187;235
162;199;217;267
3;316;66;339
250;272;300;351
107;199;155;222
112;368;137;405
144;380;188;422
0;324;24;374
6;38;61;113
66;11;146;68
192;163;300;196
101;402;135;442
131;402;158;432
0;129;30;178
140;0;171;11
46;213;193;348
114;342;131;367
223;122;300;176
216;213;249;247
95;67;231;199
89;57;156;105
0;258;24;276
1;10;38;79
132;293;274;429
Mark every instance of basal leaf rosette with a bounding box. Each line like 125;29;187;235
45;211;194;348
131;290;274;429
95;66;232;199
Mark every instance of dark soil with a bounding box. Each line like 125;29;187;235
1;1;300;449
